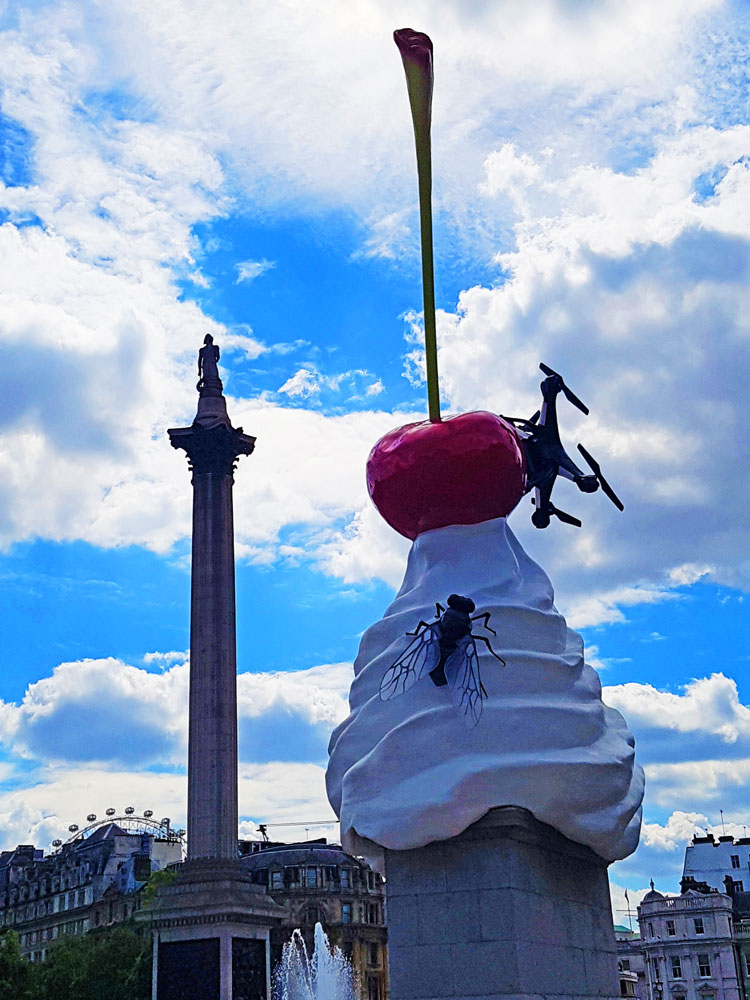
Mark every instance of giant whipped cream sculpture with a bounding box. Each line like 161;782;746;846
326;29;643;865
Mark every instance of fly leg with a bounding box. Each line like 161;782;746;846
474;634;506;666
471;611;496;635
405;620;434;637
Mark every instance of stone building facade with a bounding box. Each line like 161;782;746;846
0;819;183;962
637;883;744;1000
615;924;647;999
683;835;750;895
239;839;388;1000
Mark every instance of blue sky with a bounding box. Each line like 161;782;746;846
0;0;748;917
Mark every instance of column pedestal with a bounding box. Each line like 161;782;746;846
384;806;619;1000
141;860;287;1000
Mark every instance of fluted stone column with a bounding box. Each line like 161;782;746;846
150;339;285;1000
168;339;255;859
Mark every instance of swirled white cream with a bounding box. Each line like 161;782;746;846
326;517;643;864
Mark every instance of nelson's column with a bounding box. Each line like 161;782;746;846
140;336;284;1000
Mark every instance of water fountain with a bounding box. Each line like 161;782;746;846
274;923;358;1000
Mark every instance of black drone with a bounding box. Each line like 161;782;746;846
503;363;624;529
379;595;505;727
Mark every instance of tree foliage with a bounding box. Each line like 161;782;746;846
0;924;152;1000
140;866;178;907
0;931;34;1000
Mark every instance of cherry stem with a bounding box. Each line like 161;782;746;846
396;30;441;422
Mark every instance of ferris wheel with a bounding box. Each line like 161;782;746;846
51;807;186;855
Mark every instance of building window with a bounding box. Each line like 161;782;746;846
666;919;676;936
367;976;381;1000
306;868;317;889
341;903;351;924
305;907;318;926
745;954;750;977
731;855;741;868
733;880;744;892
270;870;283;890
620;960;630;971
648;922;654;937
697;954;711;977
340;869;350;889
694;918;704;934
369;943;378;966
342;942;353;960
670;956;682;979
77;889;85;907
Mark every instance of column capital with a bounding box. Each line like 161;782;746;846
168;422;255;477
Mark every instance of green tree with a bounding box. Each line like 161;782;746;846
140;866;178;907
32;924;151;1000
0;930;36;1000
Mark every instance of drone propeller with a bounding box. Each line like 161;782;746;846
539;363;590;416
500;412;539;432
548;502;582;527
531;497;582;527
577;444;624;511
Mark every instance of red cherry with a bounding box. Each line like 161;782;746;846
366;411;527;540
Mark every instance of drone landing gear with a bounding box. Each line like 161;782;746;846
531;507;550;529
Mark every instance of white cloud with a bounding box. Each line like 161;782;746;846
275;368;382;401
0;651;349;850
645;758;750;810
0;762;338;853
219;327;267;359
278;368;320;398
316;502;411;588
0;0;747;630
143;649;188;665
641;810;710;851
0;655;350;770
238;663;350;729
604;673;750;745
235;258;275;283
567;586;679;629
356;210;411;261
668;563;714;586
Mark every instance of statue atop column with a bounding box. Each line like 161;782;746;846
169;335;255;476
197;334;223;396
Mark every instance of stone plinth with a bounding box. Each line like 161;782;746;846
141;860;287;1000
384;806;619;1000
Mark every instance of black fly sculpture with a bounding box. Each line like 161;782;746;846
502;363;624;529
379;595;505;727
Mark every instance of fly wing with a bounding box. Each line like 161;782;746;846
379;624;441;701
444;635;485;727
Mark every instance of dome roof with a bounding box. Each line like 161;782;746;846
642;880;665;903
240;843;363;871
